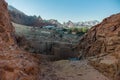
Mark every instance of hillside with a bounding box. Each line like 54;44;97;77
8;5;61;27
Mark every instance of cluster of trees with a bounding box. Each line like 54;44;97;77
62;27;89;36
69;27;89;33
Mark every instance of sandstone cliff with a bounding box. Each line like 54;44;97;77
77;13;120;57
0;0;40;79
76;13;120;80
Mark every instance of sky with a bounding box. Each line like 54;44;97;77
6;0;120;23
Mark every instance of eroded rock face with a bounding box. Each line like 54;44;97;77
0;0;40;79
0;0;16;50
77;13;120;57
76;13;120;80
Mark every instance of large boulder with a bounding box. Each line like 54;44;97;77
0;0;40;80
76;13;120;80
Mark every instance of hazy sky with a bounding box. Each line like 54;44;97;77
6;0;120;23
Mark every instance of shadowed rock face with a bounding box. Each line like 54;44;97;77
76;13;120;80
0;0;41;80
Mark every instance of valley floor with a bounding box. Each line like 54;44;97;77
40;59;110;80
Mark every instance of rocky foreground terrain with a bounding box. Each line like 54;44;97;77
0;0;41;79
0;0;120;80
39;59;109;80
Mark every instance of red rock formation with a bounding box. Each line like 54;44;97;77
0;0;40;79
76;13;120;80
0;0;16;49
77;13;120;57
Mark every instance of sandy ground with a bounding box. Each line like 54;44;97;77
40;60;110;80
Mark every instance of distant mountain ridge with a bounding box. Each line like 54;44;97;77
63;20;99;28
8;5;99;28
8;5;24;14
8;5;61;27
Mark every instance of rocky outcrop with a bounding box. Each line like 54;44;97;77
0;0;15;49
76;13;120;58
0;0;40;79
47;19;63;27
76;13;120;80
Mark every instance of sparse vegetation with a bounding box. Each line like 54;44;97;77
13;22;87;54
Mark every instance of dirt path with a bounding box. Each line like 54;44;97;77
40;60;110;80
